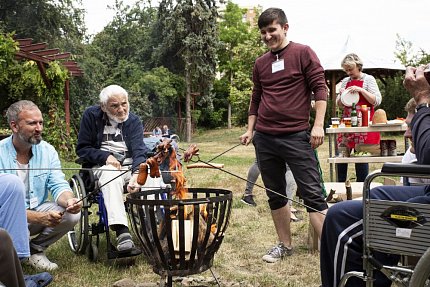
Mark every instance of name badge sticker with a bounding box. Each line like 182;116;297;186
396;228;412;238
272;59;285;73
30;196;38;209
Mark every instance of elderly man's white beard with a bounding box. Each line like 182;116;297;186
106;110;129;123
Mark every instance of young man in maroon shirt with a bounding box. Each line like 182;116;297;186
240;7;328;263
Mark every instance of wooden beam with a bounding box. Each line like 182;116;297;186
15;51;50;64
19;42;48;52
36;61;51;88
64;80;70;135
69;71;84;76
45;53;71;60
16;38;33;46
62;61;78;66
32;48;60;56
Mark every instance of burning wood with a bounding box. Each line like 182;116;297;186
136;141;218;251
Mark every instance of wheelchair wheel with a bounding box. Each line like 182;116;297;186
68;174;90;254
170;134;180;142
410;247;430;287
87;242;98;262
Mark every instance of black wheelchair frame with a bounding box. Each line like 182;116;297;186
67;168;141;262
339;163;430;287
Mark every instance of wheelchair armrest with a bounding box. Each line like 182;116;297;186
381;163;430;175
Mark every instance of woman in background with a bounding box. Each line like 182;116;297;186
336;53;382;182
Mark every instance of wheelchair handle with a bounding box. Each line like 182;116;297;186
381;162;430;175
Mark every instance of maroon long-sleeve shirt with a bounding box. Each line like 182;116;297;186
249;42;327;134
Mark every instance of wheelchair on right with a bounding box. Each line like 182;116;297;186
339;162;430;287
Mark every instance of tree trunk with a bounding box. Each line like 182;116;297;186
227;103;231;129
227;63;233;129
185;67;192;142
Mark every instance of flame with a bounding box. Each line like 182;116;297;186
165;145;217;235
168;149;188;199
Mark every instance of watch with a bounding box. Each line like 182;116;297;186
416;102;429;112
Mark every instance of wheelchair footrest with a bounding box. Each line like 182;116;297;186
108;247;142;259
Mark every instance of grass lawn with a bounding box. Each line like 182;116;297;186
28;127;406;287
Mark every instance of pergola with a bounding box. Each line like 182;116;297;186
14;38;84;133
321;37;405;116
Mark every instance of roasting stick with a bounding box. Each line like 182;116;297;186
0;167;178;173
182;145;325;215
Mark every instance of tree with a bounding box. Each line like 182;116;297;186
216;5;265;126
155;0;221;142
217;1;253;128
0;0;86;51
378;35;430;120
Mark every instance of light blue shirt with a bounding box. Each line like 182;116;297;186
0;135;71;209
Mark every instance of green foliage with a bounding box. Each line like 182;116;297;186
378;74;410;119
0;34;74;159
138;66;184;117
215;4;265;127
156;0;220;138
0;0;86;49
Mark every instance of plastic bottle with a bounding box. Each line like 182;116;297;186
362;104;368;126
351;103;358;127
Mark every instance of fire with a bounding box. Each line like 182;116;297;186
168;148;188;199
153;141;218;237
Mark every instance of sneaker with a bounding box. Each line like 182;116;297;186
262;242;293;263
26;253;58;271
117;232;135;252
241;194;257;206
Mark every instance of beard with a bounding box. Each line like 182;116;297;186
105;110;129;123
17;132;42;145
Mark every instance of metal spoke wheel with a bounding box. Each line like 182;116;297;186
68;174;90;254
410;247;430;287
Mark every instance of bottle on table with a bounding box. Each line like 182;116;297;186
357;104;362;127
351;102;358;127
362;104;369;126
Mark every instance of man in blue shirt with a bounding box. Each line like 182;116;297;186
0;100;81;271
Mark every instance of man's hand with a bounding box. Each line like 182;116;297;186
65;198;82;214
240;130;253;146
403;65;430;104
42;211;63;227
310;125;324;149
106;155;121;170
127;173;141;193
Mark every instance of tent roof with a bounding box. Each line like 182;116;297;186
321;36;405;72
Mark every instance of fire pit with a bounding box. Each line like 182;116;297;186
126;187;232;286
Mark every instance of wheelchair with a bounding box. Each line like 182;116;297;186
339;162;430;287
67;165;143;263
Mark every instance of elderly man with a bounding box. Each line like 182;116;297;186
0;100;81;271
76;84;148;252
320;64;430;287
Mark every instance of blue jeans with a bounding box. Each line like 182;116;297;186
0;174;30;258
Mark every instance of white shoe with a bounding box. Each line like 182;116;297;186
26;253;58;271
